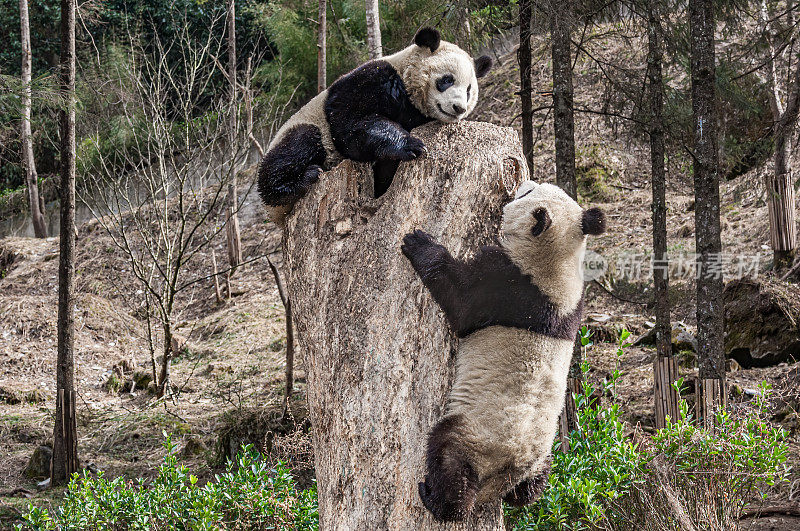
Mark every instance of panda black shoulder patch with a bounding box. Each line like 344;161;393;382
400;233;582;340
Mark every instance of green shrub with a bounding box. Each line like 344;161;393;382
16;436;318;531
610;380;789;530
505;329;790;531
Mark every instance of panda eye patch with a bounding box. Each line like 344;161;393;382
436;75;455;92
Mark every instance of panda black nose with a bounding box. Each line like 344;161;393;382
452;104;466;115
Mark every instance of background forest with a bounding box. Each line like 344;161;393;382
1;0;799;528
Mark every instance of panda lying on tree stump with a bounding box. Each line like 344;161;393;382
402;181;606;522
258;27;492;220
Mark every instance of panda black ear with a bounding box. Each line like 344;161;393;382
531;208;551;237
414;27;440;52
474;55;492;78
582;207;606;235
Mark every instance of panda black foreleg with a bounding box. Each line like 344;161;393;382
401;230;466;327
502;459;552;507
347;116;425;162
419;415;478;522
257;124;327;207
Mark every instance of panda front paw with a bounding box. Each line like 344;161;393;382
398;136;426;161
418;477;470;522
301;165;323;188
401;230;437;261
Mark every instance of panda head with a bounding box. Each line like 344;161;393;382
502;181;606;281
403;27;492;123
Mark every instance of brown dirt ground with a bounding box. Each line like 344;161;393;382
1;27;799;528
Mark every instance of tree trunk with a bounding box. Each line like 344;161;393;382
266;255;294;418
558;377;582;451
157;321;172;398
550;0;580;443
318;0;327;93
19;0;47;238
690;0;725;424
366;0;382;60
762;0;800;270
284;121;525;530
551;0;577;200
52;0;78;485
283;298;294;412
226;0;242;273
647;0;678;429
518;0;534;173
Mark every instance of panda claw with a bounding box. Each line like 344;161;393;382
400;137;426;161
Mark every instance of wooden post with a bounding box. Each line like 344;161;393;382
695;377;727;429
653;356;679;428
284;121;525;529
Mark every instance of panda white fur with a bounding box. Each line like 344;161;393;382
257;27;492;213
400;181;607;521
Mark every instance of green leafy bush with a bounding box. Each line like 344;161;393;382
17;437;318;531
505;329;790;531
611;380;789;530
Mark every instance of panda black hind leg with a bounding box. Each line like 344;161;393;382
419;415;478;522
257;124;327;207
373;160;399;198
502;459;552;507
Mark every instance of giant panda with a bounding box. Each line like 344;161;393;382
400;181;607;522
258;27;492;217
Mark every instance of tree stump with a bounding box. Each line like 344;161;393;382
284;121;527;530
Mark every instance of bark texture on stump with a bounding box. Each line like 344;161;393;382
284;121;527;530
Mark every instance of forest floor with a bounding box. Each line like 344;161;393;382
1;29;799;528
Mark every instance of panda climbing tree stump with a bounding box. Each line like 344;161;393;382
283;120;527;530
